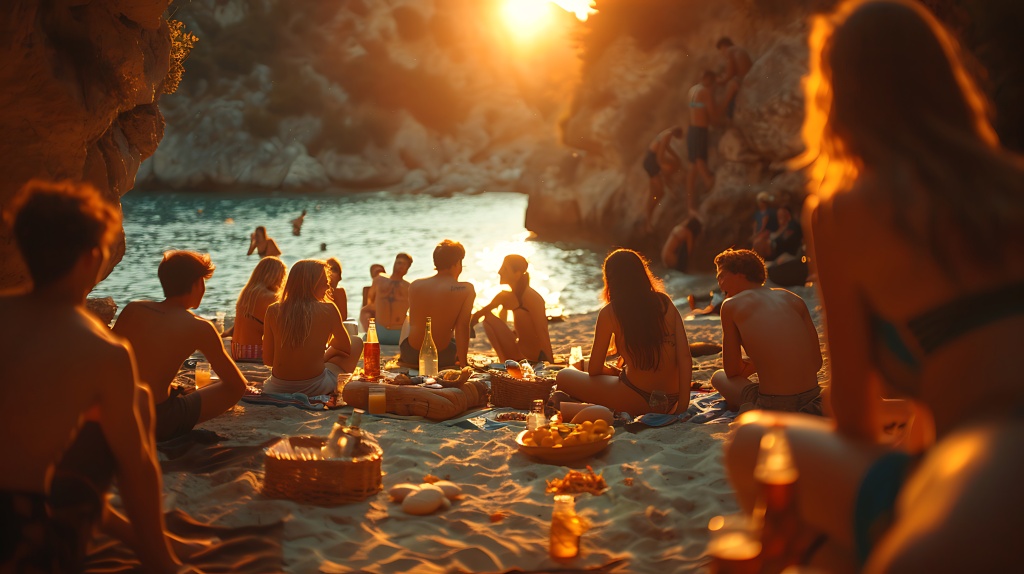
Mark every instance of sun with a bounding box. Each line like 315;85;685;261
501;0;554;39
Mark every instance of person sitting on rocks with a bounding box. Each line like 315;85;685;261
263;259;362;396
1;180;196;573
661;216;703;272
710;248;823;414
114;251;249;442
400;240;475;369
751;192;779;258
231;256;286;362
686;70;717;213
768;206;804;262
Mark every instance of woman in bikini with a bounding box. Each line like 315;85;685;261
263;260;362;396
725;1;1024;570
471;255;554;363
247;225;281;258
231;256;286;361
555;249;692;415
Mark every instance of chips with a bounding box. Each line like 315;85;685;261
545;466;608;495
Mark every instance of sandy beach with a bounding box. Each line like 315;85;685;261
140;286;827;573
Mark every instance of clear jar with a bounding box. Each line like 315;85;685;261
550;494;583;561
527;398;547;431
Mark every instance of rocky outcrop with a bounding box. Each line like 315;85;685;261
0;0;172;290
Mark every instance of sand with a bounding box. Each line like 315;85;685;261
159;287;827;573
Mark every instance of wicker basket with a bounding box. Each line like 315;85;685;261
488;370;555;410
262;435;383;505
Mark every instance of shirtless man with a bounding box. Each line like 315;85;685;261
399;240;475;369
710;249;823;414
717;37;753;120
113;251;248;442
359;253;412;344
642;126;683;222
0;181;194;573
686;70;717;214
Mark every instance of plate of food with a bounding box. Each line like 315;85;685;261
515;421;614;464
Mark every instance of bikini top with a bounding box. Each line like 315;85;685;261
872;281;1024;396
688;85;706;108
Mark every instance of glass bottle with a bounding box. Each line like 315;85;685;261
549;494;583;561
753;425;799;573
341;409;364;459
322;414;349;458
363;319;381;381
419;317;439;377
527;399;547;431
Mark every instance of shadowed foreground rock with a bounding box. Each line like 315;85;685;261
0;0;172;290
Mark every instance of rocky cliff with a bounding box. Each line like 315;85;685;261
0;0;172;290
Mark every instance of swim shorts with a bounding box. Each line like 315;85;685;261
264;369;338;397
739;383;823;415
687;126;709;162
155;387;203;442
376;324;402;346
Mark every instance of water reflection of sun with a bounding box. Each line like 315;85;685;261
499;0;597;41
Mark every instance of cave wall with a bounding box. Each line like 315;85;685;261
0;0;172;290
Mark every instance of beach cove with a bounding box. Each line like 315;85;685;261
138;288;826;573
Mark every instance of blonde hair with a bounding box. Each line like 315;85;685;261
797;0;1024;268
278;259;329;347
236;256;286;321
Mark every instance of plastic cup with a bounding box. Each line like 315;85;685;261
368;385;387;415
707;514;762;574
195;362;212;388
343;320;359;338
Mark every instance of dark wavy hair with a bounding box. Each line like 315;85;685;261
601;249;668;371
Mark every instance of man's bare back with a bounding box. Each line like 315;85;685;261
721;287;821;395
407;274;475;365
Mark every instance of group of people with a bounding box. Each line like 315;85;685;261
644;37;753;221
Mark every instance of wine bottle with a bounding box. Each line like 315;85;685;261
419;317;439;377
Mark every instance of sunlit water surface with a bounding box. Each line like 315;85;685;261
93;191;641;320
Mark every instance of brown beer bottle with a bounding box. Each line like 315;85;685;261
753;425;799;574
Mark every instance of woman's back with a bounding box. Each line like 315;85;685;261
265;301;338;380
234;290;277;347
612;293;687;392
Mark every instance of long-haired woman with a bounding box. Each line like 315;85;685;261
247;225;281;258
263;259;362;396
725;1;1024;570
470;255;554;363
231;256;286;361
555;249;692;415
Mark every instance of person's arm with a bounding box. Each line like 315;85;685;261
454;284;476;367
99;345;183;573
528;293;555;364
325;303;350;354
262;303;278;367
720;299;747;378
588;306;618;376
672;303;694;414
470;292;505;325
195;319;247;391
806;196;879;441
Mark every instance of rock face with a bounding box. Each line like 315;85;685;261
0;0;172;290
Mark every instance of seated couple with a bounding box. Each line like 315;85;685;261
471;254;555;364
555;250;693;416
1;181;196;572
397;240;475;370
360;252;412;345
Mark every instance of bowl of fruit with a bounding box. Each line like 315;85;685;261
515;421;615;464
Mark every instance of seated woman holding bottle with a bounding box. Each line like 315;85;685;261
470;254;554;363
231;256;286;362
555;249;693;415
263;259;362;396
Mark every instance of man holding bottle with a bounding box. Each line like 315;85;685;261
398;239;475;370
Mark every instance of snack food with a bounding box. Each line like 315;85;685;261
495;412;528;422
520;420;614;448
545;466;608;495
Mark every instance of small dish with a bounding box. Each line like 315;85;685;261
515;429;612;464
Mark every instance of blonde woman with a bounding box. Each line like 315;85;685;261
470;255;554;363
231;257;286;362
725;1;1024;570
263;260;362;396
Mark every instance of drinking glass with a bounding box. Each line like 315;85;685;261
195;361;212;389
707;514;762;574
368;385;387;415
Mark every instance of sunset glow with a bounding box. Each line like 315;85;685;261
500;0;598;40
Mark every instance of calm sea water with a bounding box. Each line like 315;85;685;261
92;191;625;320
